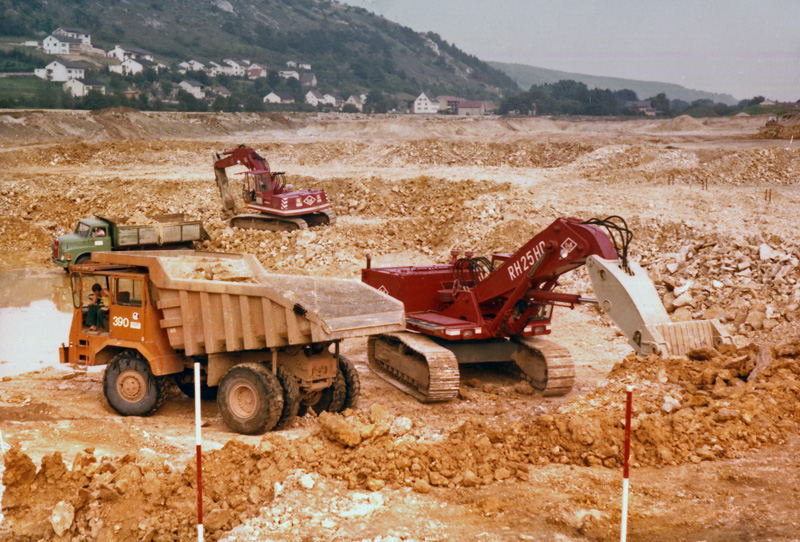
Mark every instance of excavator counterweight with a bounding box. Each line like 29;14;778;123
362;216;732;402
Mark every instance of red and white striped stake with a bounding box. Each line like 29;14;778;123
620;384;633;542
194;362;204;541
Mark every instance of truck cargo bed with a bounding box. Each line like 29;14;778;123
97;214;206;247
92;251;405;356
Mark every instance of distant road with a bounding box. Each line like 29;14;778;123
0;73;35;78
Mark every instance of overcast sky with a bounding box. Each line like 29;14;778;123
340;0;800;101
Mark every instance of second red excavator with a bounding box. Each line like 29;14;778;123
213;145;336;231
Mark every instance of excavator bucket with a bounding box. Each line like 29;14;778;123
585;256;733;356
213;164;236;214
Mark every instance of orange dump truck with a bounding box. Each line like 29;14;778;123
60;251;405;434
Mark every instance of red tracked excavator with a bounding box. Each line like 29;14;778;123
213;145;336;231
361;216;732;402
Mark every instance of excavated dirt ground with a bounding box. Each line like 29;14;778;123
2;110;800;541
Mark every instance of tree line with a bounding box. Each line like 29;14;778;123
499;79;792;117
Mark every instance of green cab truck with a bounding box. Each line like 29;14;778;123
51;214;208;270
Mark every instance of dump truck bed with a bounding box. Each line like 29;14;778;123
92;251;405;356
97;214;206;248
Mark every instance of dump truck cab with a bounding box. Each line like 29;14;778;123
61;262;184;376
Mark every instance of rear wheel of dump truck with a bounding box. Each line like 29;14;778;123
103;352;166;417
218;363;284;435
339;356;360;410
174;368;218;401
274;366;301;430
298;368;346;416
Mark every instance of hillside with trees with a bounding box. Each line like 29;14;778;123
0;0;519;111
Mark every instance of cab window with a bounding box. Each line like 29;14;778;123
73;274;109;308
114;278;143;307
75;222;91;238
256;173;269;192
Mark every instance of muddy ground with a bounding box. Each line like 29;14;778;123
1;109;800;541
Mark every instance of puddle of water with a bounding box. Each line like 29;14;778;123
0;268;74;377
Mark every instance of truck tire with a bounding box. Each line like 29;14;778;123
339;356;361;410
103;352;166;417
74;254;91;265
299;368;346;416
174;369;218;401
218;363;284;435
274;366;301;430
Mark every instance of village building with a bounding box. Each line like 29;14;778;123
413;92;440;114
106;45;154;62
457;100;485;116
299;73;317;87
437;95;467;114
625;100;657;116
63;78;106;98
264;92;295;104
279;70;300;80
248;63;268;79
34;60;85;82
53;27;91;46
177;60;206;74
305;90;325;106
205;61;223;77
42;34;83;55
109;58;145;76
346;94;365;112
323;93;344;108
222;59;248;77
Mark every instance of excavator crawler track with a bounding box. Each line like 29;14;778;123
230;214;308;231
230;210;336;232
367;332;460;403
511;337;575;397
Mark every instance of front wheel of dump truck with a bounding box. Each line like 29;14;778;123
339;356;361;410
298;368;346;416
218;363;284;435
103;352;166;417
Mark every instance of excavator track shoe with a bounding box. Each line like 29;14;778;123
511;337;575;397
368;332;460;403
